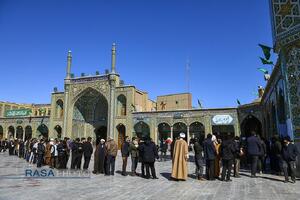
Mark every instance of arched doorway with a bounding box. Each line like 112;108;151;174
158;123;171;142
54;125;62;139
25;126;32;141
212;125;235;140
117;94;127;116
117;124;126;150
0;125;3;139
241;115;262;137
37;124;49;139
8;126;15;138
189;122;205;141
95;126;107;145
56;99;64;119
134;121;150;139
173;122;187;140
16;126;24;140
73;87;108;140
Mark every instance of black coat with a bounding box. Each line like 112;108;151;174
139;140;158;163
203;139;216;160
94;144;107;173
233;140;241;158
37;143;45;155
272;141;282;156
282;143;299;162
121;141;130;157
193;141;203;159
260;140;267;158
247;136;262;156
57;143;66;157
83;142;93;157
220;139;235;160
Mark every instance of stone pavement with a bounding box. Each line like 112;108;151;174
0;151;299;200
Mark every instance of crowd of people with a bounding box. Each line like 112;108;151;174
0;131;298;183
0;137;94;170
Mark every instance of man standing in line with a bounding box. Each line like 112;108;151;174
71;138;79;169
247;131;262;178
121;136;130;176
193;135;205;181
75;138;84;169
220;133;235;182
8;138;15;156
282;136;299;183
233;136;243;178
83;137;93;170
171;133;189;181
105;137;118;176
138;138;145;177
36;139;45;168
272;135;282;175
57;139;67;169
204;133;217;181
45;139;52;166
93;139;107;174
129;137;139;176
50;139;58;169
139;137;159;179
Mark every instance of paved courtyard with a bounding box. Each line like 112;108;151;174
0;151;299;200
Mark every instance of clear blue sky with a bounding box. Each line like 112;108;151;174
0;0;274;108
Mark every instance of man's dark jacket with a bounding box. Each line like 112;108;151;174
247;136;262;156
203;139;216;160
282;143;299;162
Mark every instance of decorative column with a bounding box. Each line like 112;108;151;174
22;128;25;141
108;76;116;139
63;50;72;138
1;104;4;117
111;43;116;74
66;50;72;79
187;125;190;145
154;126;158;144
170;126;173;140
108;43;117;139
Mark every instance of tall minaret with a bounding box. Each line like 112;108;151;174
66;50;72;78
111;43;116;73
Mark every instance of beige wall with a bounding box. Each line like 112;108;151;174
0;101;50;118
157;93;192;111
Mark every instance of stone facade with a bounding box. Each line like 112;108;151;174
0;45;241;147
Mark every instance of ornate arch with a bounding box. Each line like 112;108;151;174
117;94;127;116
156;121;171;127
70;81;109;105
172;119;188;126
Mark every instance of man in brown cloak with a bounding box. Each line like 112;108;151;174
171;133;189;180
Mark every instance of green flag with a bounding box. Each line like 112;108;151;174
258;44;272;60
260;57;273;65
257;68;268;74
197;99;202;108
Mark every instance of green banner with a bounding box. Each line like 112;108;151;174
5;109;32;117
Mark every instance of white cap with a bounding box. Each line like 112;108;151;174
179;133;186;138
212;135;217;142
100;139;105;142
